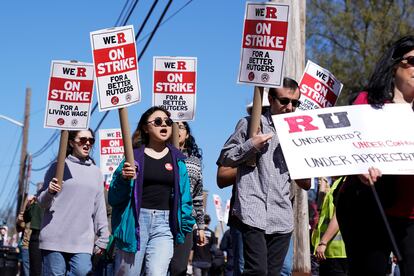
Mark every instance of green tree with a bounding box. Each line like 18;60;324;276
306;0;414;104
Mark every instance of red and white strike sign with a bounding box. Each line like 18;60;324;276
153;56;197;121
238;2;289;87
213;194;224;222
90;25;141;111
99;128;124;189
44;60;94;129
298;61;343;111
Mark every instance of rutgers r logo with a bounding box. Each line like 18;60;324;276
284;112;351;133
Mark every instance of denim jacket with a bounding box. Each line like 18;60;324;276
109;144;195;253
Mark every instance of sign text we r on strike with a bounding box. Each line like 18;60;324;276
93;32;136;77
243;6;287;50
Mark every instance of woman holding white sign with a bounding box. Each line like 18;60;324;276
37;129;109;275
336;35;414;276
109;106;195;275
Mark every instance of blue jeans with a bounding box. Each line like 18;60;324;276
281;237;294;276
230;227;244;276
114;208;173;275
41;250;92;276
21;247;30;276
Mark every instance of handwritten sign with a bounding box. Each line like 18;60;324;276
272;104;414;179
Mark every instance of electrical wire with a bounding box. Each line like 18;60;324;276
93;0;175;132
0;133;22;199
31;0;140;162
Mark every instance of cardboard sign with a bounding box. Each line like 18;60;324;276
153;57;197;121
90;25;141;111
238;2;289;87
99;128;124;189
272;104;414;179
213;194;224;222
44;60;94;129
298;61;343;110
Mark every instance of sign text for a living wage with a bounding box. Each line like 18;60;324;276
238;2;289;87
44;60;94;129
90;25;141;111
153;56;197;121
298;61;343;111
272;104;414;179
99;128;124;189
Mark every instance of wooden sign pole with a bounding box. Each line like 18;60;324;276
247;86;263;166
55;130;69;188
171;122;180;149
118;108;134;165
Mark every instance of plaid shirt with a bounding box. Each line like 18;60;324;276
218;111;293;234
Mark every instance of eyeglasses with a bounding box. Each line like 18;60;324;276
272;96;301;107
147;117;173;127
74;137;95;145
178;125;186;131
400;56;414;67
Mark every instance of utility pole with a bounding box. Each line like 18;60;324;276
16;88;31;217
284;1;310;275
270;0;310;274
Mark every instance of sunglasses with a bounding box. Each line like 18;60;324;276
74;137;95;145
272;96;301;107
147;117;173;127
178;124;187;131
400;56;414;66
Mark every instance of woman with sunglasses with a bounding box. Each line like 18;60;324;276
37;129;109;275
336;35;414;275
170;121;205;276
109;106;195;275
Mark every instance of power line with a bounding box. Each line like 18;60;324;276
0;133;22;199
30;0;140;162
137;0;194;44
94;0;174;132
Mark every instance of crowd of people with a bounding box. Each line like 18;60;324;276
1;34;413;276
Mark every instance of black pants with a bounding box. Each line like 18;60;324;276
169;231;193;276
29;230;42;276
319;258;348;276
388;217;414;276
336;182;391;276
238;220;291;276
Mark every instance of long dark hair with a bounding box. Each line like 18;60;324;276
66;129;95;162
132;106;171;149
181;122;202;160
365;35;414;106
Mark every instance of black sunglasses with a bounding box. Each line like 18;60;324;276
147;117;173;127
400;56;414;66
272;96;301;107
74;137;95;145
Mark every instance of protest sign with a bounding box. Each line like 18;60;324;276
223;199;230;225
238;2;289;87
272;104;414;179
44;60;94;129
153;56;197;121
213;194;224;222
90;25;141;111
99;129;124;189
298;61;343;110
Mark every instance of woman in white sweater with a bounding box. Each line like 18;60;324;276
37;129;109;275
